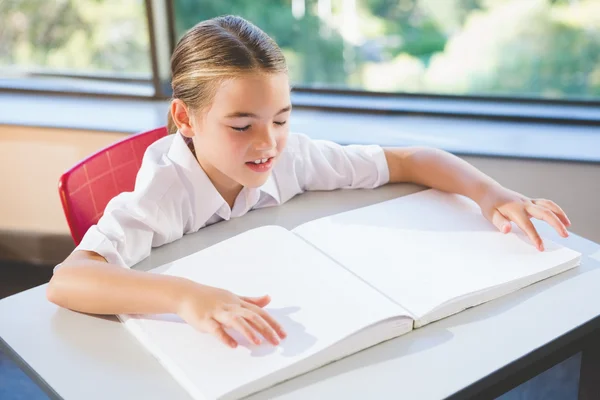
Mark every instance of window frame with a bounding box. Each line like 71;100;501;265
0;0;599;126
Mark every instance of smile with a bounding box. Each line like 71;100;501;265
245;157;274;172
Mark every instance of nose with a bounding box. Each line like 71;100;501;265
253;127;276;151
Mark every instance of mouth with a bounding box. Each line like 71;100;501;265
245;156;275;172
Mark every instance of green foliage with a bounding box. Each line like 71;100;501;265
0;0;598;99
173;0;347;87
0;0;150;75
424;0;600;99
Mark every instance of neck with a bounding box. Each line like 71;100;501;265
218;183;244;209
195;156;242;209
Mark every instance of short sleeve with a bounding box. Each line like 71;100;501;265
73;194;159;268
284;133;390;193
70;164;192;269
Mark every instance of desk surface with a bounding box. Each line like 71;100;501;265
1;184;600;400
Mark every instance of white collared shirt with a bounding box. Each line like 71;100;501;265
74;132;390;268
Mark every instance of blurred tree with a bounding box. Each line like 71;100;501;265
0;0;150;75
361;0;447;61
425;0;600;99
174;0;347;87
0;0;597;99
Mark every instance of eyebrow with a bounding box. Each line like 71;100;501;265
224;105;292;119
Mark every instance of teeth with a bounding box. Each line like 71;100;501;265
253;158;269;164
261;158;268;163
254;159;261;164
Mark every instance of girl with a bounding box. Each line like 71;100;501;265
47;15;571;349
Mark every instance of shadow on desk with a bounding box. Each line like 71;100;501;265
245;290;549;399
46;241;600;400
248;252;600;400
42;199;600;400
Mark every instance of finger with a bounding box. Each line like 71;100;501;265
491;209;511;234
241;305;286;344
223;315;262;346
243;302;287;339
206;318;238;348
239;294;271;308
510;212;544;251
526;204;568;238
533;199;571;227
240;309;281;345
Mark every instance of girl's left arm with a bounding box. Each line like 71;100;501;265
383;147;571;251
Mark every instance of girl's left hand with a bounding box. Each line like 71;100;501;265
477;185;571;251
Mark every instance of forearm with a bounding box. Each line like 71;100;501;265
384;147;501;203
47;261;194;315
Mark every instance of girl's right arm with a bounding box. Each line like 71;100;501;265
47;251;286;348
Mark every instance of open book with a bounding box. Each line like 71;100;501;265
118;189;581;400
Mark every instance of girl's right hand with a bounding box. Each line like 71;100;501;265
176;282;287;348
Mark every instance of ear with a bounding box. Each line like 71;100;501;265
170;99;195;138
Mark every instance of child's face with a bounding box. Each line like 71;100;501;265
190;72;291;190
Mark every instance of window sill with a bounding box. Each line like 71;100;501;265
292;90;600;125
2;92;599;164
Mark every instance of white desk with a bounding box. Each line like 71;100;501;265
1;184;600;400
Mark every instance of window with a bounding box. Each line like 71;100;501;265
1;0;598;107
0;0;153;95
173;0;600;101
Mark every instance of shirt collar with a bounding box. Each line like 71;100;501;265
167;132;224;225
167;132;281;222
260;173;281;204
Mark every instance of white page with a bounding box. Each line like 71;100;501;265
292;189;581;320
120;226;408;400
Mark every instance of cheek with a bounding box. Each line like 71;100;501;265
221;132;251;159
276;129;289;152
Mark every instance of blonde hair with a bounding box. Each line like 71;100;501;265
167;15;288;134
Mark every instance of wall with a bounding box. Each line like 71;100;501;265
0;125;126;264
0;124;597;265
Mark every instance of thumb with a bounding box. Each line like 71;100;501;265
491;209;511;234
240;294;271;308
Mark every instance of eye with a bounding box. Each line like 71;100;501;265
231;125;251;132
274;121;287;126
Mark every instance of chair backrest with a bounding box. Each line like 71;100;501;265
58;127;168;245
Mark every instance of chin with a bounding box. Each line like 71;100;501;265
240;172;272;188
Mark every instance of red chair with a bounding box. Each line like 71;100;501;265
58;126;168;245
